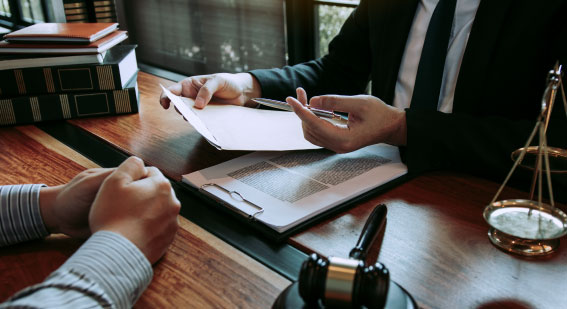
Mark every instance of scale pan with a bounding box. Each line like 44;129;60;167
483;199;567;255
484;199;567;240
511;146;567;173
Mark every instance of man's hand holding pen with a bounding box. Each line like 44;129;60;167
287;87;407;153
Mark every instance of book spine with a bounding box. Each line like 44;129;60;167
64;0;117;23
0;85;138;126
63;0;90;23
0;63;123;98
93;0;118;22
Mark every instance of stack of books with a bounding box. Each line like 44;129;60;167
0;23;138;126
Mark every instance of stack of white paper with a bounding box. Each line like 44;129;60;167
161;85;320;151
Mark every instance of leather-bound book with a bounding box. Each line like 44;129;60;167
0;30;128;55
3;22;118;43
0;45;138;98
0;73;139;126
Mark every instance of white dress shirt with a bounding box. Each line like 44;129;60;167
393;0;481;113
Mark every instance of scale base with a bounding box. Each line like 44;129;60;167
488;227;560;256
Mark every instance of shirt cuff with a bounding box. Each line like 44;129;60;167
55;230;153;308
0;184;49;247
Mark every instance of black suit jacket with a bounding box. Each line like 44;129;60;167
251;0;567;197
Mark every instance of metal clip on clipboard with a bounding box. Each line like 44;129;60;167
200;183;264;220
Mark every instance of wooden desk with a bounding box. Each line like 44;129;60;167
2;71;566;308
0;126;289;307
56;72;567;308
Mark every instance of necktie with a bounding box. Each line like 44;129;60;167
410;0;458;111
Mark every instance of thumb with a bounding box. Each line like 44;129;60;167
160;83;183;109
194;77;222;108
167;83;183;96
110;156;148;185
309;95;366;114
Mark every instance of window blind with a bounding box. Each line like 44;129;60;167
120;0;286;76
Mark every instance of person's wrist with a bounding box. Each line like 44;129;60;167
93;223;151;261
39;185;63;234
386;108;407;146
240;73;262;107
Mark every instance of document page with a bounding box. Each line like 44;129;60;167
161;85;319;151
183;144;407;232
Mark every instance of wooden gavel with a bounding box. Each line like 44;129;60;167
298;204;390;308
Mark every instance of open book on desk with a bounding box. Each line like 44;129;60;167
183;144;407;237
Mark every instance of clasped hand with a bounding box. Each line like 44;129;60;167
40;157;181;264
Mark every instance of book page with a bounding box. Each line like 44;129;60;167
184;144;407;232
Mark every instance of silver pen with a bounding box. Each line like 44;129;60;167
251;98;348;122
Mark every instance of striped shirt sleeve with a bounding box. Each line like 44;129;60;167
0;184;154;308
0;184;49;247
1;231;153;309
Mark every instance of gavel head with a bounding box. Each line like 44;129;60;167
298;253;390;309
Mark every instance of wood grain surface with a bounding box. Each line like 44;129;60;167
0;126;90;186
0;125;289;307
290;172;567;308
137;218;289;308
67;72;248;180
51;72;567;308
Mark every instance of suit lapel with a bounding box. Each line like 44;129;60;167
454;0;514;112
372;0;419;104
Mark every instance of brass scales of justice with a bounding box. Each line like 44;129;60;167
483;62;567;256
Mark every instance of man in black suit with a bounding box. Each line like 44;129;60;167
160;0;567;195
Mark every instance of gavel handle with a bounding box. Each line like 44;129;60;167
349;204;387;261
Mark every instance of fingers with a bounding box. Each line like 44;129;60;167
110;157;148;185
191;78;204;90
296;87;308;106
194;77;222;109
83;168;114;177
287;96;353;151
81;167;113;174
132;167;165;192
73;168;113;182
167;82;184;96
309;95;369;114
286;95;338;132
160;83;183;109
81;168;115;189
159;92;171;109
160;76;204;109
160;73;251;110
287;96;322;124
304;124;353;153
135;167;177;201
145;166;164;179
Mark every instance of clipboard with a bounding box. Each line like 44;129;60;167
179;174;409;242
199;183;265;220
180;144;409;241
